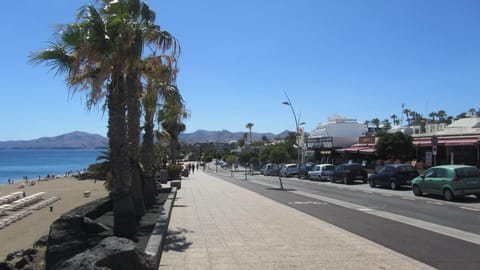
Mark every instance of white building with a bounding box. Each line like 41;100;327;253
309;116;368;148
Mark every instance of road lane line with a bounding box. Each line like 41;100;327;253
426;201;443;205
247;179;480;246
460;206;480;212
402;197;416;201
291;190;480;246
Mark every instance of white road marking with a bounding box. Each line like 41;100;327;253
248;179;480;246
460;206;480;212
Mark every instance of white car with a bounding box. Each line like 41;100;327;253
308;164;335;181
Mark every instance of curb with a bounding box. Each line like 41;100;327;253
144;187;177;268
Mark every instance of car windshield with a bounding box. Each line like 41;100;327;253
346;164;361;170
396;165;416;173
324;165;334;171
455;167;480;178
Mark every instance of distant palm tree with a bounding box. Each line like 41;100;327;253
429;112;438;123
390;114;398;126
468;108;476;116
437;110;447;122
382;119;392;129
158;95;188;164
403;109;411;126
371;118;381;130
364;120;370;127
246;122;254;144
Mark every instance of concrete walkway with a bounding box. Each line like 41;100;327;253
159;170;433;270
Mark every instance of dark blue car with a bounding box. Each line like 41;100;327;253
368;164;418;190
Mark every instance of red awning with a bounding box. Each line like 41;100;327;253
359;148;376;154
413;137;479;147
443;138;479;146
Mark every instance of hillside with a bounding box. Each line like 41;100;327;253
0;131;108;149
178;129;290;143
0;129;292;149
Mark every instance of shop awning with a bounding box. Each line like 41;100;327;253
413;137;480;147
359;147;376;154
444;138;479;146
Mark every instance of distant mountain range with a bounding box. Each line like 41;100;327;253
178;129;290;143
0;130;291;149
0;131;108;149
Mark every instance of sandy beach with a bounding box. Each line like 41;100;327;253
0;177;108;259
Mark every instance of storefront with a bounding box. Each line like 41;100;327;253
413;136;480;166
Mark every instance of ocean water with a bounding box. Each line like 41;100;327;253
0;149;104;184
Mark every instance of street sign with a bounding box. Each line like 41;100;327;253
431;135;438;145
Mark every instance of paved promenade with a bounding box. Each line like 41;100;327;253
159;170;433;269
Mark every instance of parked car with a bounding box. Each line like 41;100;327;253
262;163;279;176
280;163;299;177
412;165;480;201
331;163;368;184
308;164;335;181
368;164;418;190
297;162;315;179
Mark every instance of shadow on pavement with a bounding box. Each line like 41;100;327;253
265;187;296;192
163;227;193;252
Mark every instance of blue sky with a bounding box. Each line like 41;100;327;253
1;0;479;141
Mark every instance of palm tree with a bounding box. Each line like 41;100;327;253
141;55;179;207
246;122;254;144
371;118;381;130
382;119;391;129
121;0;179;219
429;112;438;123
468;108;476;116
409;111;417;125
390;114;398;126
403;108;411;126
29;0;179;237
158;96;188;164
437;110;447;123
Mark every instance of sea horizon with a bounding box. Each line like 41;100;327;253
0;148;103;184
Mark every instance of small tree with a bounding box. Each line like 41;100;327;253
375;131;414;161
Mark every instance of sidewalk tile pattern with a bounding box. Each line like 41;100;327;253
160;170;434;270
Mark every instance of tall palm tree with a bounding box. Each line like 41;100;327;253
246;122;254;144
141;55;179;206
30;3;135;237
158;96;188;164
30;0;178;237
117;0;179;219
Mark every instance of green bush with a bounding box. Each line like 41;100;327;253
167;163;183;180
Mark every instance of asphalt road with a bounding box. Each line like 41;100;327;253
207;168;480;270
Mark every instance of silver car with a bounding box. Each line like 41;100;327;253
308;164;335;181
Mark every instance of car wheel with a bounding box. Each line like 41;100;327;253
369;179;375;188
444;189;454;201
412;185;422;196
343;175;349;185
390;181;397;190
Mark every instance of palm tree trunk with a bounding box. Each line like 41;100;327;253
108;81;137;237
142;121;157;207
127;74;146;219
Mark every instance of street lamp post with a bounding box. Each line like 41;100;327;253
282;93;305;167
